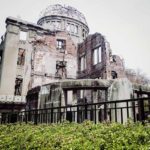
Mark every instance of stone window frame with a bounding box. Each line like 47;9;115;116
14;77;23;96
56;39;66;50
17;48;25;66
80;54;86;71
93;46;102;65
55;60;67;78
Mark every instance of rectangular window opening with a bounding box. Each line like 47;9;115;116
14;78;23;96
57;39;66;50
93;46;101;65
17;48;25;66
80;55;86;71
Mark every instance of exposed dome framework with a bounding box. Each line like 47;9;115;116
39;4;88;26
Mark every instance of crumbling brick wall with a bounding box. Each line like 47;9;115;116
31;31;77;87
77;33;126;79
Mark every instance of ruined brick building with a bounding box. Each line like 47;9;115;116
0;4;126;112
77;33;125;79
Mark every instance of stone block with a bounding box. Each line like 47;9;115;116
7;95;14;102
0;95;6;101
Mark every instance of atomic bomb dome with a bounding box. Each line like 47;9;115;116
37;4;89;42
38;4;88;25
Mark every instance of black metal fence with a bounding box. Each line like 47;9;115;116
1;98;150;124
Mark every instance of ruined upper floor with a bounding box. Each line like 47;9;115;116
77;33;126;79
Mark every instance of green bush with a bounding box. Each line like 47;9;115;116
0;121;150;150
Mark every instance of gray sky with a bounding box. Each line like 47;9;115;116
0;0;150;78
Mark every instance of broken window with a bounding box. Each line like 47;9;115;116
56;39;66;50
20;31;27;41
80;55;86;71
111;71;118;79
14;78;23;95
93;47;101;65
55;61;67;79
17;48;25;66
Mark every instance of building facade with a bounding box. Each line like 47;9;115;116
0;4;126;113
0;5;90;112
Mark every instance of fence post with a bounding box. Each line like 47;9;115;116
94;105;97;124
34;110;38;125
77;105;79;123
104;103;107;121
51;103;53;123
84;98;87;120
139;99;145;124
84;104;87;120
104;90;108;121
25;111;27;124
137;90;145;124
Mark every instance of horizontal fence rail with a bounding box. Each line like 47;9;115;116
1;98;150;124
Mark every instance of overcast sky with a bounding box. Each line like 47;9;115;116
0;0;150;78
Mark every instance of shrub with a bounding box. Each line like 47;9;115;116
0;121;150;150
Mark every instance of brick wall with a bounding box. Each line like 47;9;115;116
77;33;126;79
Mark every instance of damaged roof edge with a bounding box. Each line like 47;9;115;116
5;16;54;33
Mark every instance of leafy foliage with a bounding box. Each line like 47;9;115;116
0;121;150;150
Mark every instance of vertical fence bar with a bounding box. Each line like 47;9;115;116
94;105;96;124
73;106;75;122
85;103;87;120
132;102;136;122
77;105;79;123
59;107;61;123
109;108;112;122
115;102;117;122
121;108;123;124
25;111;27;124
34;109;38;125
104;103;107;121
99;109;102;122
45;109;48;123
39;110;41;123
139;99;145;124
51;103;53;123
126;101;129;119
90;107;93;121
